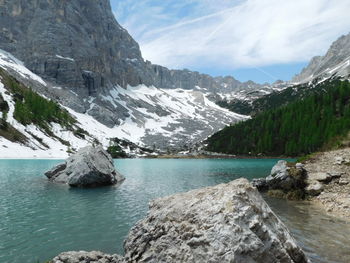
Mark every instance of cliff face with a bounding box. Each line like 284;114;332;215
0;0;149;96
0;0;264;98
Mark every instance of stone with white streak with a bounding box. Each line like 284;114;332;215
123;178;309;263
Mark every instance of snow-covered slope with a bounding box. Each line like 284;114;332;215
89;84;247;149
0;82;94;159
0;50;247;158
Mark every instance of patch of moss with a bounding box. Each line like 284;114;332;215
267;189;286;199
268;189;305;200
285;189;305;200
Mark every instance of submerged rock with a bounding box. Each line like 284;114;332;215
45;145;125;187
52;251;124;263
123;178;308;263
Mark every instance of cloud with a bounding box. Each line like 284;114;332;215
112;0;350;70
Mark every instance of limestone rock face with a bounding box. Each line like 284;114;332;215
123;178;308;263
45;145;125;187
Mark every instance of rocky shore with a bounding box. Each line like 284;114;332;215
51;178;308;263
303;148;350;219
253;148;350;220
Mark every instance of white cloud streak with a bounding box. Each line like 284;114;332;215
112;0;350;70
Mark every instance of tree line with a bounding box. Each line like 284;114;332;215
206;80;350;156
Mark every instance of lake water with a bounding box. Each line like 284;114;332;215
0;159;349;263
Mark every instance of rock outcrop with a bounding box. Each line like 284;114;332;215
252;161;307;199
123;178;308;263
45;145;125;187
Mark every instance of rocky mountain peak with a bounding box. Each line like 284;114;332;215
0;0;146;95
292;32;350;83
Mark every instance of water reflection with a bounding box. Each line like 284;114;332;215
265;195;350;263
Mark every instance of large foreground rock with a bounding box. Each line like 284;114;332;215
123;178;308;263
45;145;125;187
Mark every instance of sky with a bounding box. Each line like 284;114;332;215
110;0;350;84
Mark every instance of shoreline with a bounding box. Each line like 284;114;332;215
302;147;350;220
0;155;293;160
143;154;295;160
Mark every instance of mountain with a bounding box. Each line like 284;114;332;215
219;33;350;116
292;33;350;83
0;49;166;158
205;33;350;156
0;0;257;150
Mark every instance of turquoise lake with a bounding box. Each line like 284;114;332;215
0;159;349;263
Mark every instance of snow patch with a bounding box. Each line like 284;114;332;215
0;49;46;85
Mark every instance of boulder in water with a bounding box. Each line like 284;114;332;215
123;178;309;263
45;145;125;187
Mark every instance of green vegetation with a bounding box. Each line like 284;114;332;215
218;78;344;116
206;80;350;157
0;90;27;143
0;68;92;146
107;145;128;158
0;68;76;130
7;80;75;129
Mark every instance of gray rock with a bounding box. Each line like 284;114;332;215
265;160;306;192
266;160;292;190
339;178;350;185
45;145;125;187
312;172;332;183
52;251;125;263
124;178;309;263
270;160;289;177
251;177;268;190
334;156;345;165
251;161;307;199
295;163;304;169
305;181;324;196
307;172;342;186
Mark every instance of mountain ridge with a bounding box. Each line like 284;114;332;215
292;32;350;83
0;0;255;149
